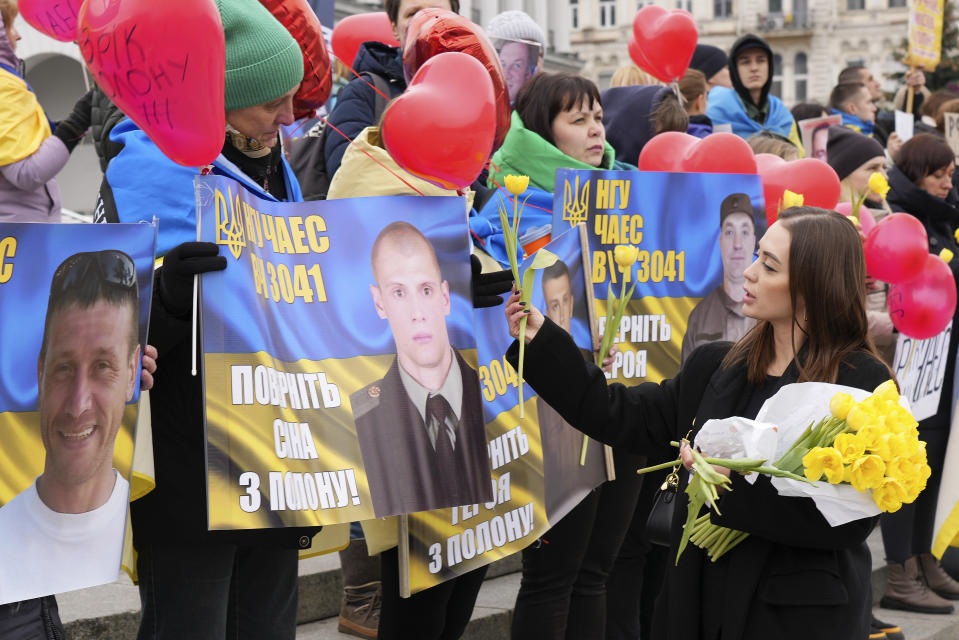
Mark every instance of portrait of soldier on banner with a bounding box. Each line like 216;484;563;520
681;192;765;362
351;221;491;517
0;226;155;605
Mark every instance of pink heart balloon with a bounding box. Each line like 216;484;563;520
18;0;84;42
632;6;697;83
77;0;225;167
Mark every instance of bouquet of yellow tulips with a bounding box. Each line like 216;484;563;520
639;380;930;564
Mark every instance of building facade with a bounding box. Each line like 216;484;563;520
566;0;918;108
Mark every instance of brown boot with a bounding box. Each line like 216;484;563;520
918;552;959;600
880;557;955;614
338;581;381;639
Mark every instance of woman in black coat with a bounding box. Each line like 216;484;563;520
880;133;959;609
504;207;891;640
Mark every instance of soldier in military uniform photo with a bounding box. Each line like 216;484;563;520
351;222;490;517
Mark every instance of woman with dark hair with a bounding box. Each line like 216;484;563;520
504;208;892;640
470;72;633;268
879;133;959;612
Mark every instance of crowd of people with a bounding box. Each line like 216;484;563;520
2;0;959;639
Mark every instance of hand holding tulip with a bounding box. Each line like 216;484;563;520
505;286;544;344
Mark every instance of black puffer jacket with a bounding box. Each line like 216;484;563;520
89;85;126;172
887;164;959;430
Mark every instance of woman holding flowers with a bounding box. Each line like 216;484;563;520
880;133;959;611
505;207;891;640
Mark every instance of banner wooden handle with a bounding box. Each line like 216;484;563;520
906;66;917;115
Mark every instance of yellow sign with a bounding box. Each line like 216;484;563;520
906;0;945;71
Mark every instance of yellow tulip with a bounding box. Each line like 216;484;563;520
613;245;639;271
833;432;865;464
955;228;959;244
856;423;884;452
504;174;530;196
845;404;875;432
868;172;890;199
829;392;855;420
873;380;899;403
849;454;886;491
803;447;845;484
873;477;908;513
941;248;954;263
888;432;918;459
782;190;804;209
848;215;859;227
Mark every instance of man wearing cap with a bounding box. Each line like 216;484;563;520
95;0;321;637
682;193;757;362
706;34;802;153
486;10;545;103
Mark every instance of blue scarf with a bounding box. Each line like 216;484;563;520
707;86;795;140
830;108;874;137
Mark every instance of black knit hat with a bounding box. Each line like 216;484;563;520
826;125;884;181
720;193;754;225
691;44;728;81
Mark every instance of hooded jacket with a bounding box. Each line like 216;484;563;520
322;42;406;179
602;85;674;165
471;110;634;267
707;34;802;152
0;16;67;223
886;164;959;431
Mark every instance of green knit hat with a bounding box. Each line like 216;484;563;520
216;0;304;111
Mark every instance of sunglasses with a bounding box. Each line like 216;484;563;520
52;250;137;293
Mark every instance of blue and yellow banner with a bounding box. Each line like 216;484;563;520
196;174;492;527
404;226;610;595
0;222;156;604
552;169;766;385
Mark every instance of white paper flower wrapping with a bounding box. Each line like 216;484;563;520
693;382;911;527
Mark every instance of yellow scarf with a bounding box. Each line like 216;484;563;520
0;71;51;166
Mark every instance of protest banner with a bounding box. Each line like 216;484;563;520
553;169;766;386
891;322;952;421
945;112;959;158
905;0;945;72
0;222;156;604
933;348;959;558
196;174;491;529
402;225;611;595
798;114;842;161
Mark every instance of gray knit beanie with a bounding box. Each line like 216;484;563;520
485;10;546;48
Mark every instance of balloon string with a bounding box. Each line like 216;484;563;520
342;64;393;104
319;115;425;196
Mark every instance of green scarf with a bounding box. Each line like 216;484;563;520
489;111;618;192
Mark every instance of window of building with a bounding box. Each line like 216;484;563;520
847;0;865;9
794;52;808;102
471;7;481;24
715;0;732;18
600;0;616;26
571;0;579;29
769;0;782;13
771;53;783;99
676;0;692;10
888;0;906;6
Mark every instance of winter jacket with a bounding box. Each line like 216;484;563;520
322;42;406;179
89;85;125;172
708;34;801;152
688;114;714;139
98;120;319;550
887;164;959;431
473;110;634;267
0;18;66;223
602;85;674;165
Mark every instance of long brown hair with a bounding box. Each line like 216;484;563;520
723;207;884;383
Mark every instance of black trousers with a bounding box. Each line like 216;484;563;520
379;546;488;640
135;542;299;640
0;597;63;640
880;426;950;563
511;451;645;640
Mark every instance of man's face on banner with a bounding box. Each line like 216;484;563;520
720;212;756;281
371;238;452;374
500;41;534;102
543;273;574;334
37;301;138;491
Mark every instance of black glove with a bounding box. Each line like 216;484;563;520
52;88;94;152
159;242;227;316
471;254;513;308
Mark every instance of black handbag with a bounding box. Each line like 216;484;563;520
645;464;680;547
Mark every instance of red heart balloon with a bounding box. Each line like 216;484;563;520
632;6;697;83
259;0;332;120
627;35;650;74
77;0;225;167
888;253;957;339
638;132;757;174
402;8;510;153
755;154;841;225
863;212;929;284
18;0;84;42
331;12;399;68
382;52;495;190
